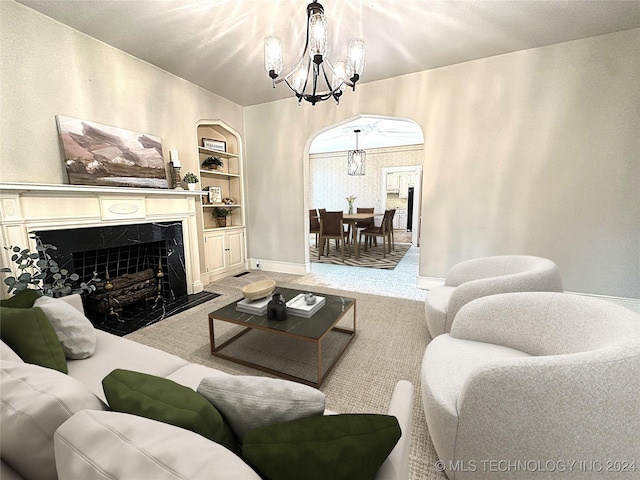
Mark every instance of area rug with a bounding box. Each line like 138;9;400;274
310;242;411;269
124;271;446;480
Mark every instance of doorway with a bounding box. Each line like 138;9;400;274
381;166;422;246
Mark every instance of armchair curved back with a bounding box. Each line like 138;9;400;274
444;255;563;289
451;292;640;356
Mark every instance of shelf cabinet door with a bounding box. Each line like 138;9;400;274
204;232;227;275
204;229;245;276
226;229;245;269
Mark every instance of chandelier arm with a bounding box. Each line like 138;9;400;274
319;62;340;94
323;59;354;89
311;63;320;102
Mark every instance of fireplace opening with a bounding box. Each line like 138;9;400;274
73;241;170;321
35;222;220;336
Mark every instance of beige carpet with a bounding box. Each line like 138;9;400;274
125;270;446;480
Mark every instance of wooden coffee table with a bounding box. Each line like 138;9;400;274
208;287;355;387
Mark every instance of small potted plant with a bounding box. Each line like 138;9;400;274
183;172;199;190
201;156;224;170
212;207;232;227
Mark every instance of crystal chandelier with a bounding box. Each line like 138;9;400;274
264;2;366;106
348;129;366;175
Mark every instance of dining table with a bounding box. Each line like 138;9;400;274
342;213;376;260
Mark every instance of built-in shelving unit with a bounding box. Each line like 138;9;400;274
196;121;247;282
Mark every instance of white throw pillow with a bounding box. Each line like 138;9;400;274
33;295;96;359
197;375;326;440
55;410;261;480
0;361;105;479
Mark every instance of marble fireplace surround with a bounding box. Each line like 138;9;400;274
0;183;204;300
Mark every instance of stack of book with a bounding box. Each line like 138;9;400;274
286;294;326;318
236;295;272;315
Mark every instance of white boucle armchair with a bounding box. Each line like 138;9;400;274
425;255;563;338
421;292;640;480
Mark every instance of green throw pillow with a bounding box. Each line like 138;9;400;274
102;369;238;454
242;414;401;480
0;307;67;373
0;290;42;308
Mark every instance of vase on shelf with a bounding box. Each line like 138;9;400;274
187;183;197;191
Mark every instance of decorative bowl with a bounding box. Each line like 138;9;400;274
242;279;276;301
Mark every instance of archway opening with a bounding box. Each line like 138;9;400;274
305;115;425;265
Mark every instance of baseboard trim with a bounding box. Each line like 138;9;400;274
248;258;309;275
416;275;640;309
565;291;640;310
416;276;444;290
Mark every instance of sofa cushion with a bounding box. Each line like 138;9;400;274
164;362;231;390
0;340;23;363
0;361;105;479
33;295;96;359
0;307;67;373
103;369;238;454
55;410;260;480
67;330;189;403
242;414;401;480
197;375;326;440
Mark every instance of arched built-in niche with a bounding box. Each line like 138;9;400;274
304;115;425;264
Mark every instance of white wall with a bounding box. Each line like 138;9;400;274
0;1;244;275
245;29;640;299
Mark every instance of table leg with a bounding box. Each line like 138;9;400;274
352;223;359;259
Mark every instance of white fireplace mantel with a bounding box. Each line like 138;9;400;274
0;182;205;298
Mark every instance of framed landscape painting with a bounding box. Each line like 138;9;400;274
56;115;169;188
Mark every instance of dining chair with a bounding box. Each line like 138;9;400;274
318;210;350;261
309;209;320;246
389;209;396;249
356;207;375;248
359;209;395;258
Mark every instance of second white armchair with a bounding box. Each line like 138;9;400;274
425;255;563;338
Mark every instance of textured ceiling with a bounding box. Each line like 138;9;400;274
17;0;640;108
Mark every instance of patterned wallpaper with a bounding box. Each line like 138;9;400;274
309;144;423;213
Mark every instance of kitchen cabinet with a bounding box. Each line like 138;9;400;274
399;174;410;198
386;172;400;192
204;228;245;278
393;209;408;230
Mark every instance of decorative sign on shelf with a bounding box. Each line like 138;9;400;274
202;138;226;152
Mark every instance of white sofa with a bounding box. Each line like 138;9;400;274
425;255;563;338
421;292;640;479
1;294;414;480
